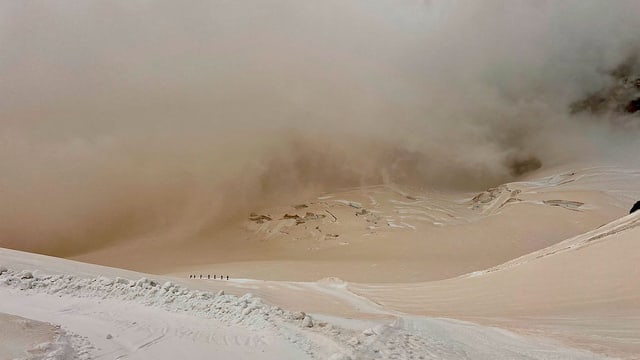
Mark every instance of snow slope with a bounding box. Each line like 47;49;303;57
0;313;79;360
75;165;638;283
349;212;640;358
2;166;639;359
0;248;612;359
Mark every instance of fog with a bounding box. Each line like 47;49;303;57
1;0;639;255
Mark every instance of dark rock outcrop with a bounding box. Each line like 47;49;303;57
249;213;272;223
570;56;640;117
625;98;640;113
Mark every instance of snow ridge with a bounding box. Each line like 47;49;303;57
0;267;355;359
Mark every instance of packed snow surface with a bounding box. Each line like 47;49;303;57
0;250;611;359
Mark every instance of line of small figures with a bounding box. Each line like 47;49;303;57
190;274;229;280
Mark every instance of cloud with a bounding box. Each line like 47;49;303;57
1;0;639;254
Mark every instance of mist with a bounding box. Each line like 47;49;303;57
1;0;640;255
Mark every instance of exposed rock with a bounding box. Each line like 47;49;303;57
472;186;505;204
283;212;326;225
303;212;326;221
249;213;272;223
282;213;305;225
626;98;640;113
570;55;640;117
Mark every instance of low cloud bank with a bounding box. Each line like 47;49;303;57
1;1;639;254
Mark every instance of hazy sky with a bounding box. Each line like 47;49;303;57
1;0;639;254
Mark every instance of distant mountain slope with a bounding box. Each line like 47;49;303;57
73;165;638;283
571;56;640;116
